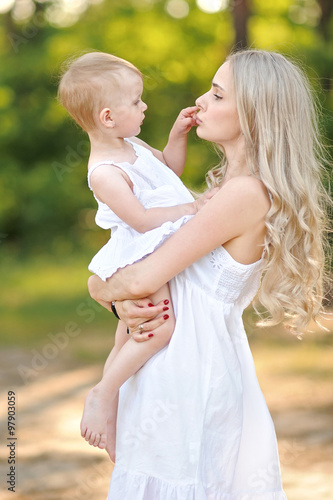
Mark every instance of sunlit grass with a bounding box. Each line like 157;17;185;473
2;252;90;307
0;252;116;351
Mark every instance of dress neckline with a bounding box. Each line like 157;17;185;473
220;245;263;269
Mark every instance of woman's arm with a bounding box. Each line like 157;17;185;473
90;165;197;233
88;176;268;303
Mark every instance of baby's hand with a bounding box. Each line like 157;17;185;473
193;187;220;212
170;106;199;137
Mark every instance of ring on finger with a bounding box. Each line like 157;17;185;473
139;324;144;334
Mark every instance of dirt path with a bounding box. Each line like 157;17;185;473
0;351;112;500
0;345;332;499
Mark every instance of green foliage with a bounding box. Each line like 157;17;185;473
0;250;115;346
0;0;332;257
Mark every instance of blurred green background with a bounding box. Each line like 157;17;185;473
0;2;332;499
0;0;332;358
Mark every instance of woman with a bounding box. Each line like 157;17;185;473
88;49;328;499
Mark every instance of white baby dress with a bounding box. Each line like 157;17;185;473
87;139;287;499
87;139;194;281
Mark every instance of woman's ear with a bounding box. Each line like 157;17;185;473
99;108;115;128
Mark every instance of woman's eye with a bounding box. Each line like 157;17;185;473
213;94;222;100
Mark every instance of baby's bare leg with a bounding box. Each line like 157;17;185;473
105;392;118;462
100;283;174;386
80;321;128;451
103;321;129;462
80;284;174;451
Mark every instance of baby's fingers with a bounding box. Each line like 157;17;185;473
206;187;220;199
181;105;199;116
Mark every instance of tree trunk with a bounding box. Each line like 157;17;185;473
230;0;250;50
317;0;333;92
317;0;333;42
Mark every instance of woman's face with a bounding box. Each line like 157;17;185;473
195;61;242;147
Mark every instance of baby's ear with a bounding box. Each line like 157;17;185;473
99;108;115;128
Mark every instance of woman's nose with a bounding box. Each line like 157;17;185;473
195;93;205;110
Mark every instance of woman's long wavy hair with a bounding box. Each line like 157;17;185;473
206;49;331;334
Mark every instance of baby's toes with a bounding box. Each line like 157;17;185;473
80;423;87;438
98;434;107;450
84;429;92;442
89;432;99;446
93;434;102;447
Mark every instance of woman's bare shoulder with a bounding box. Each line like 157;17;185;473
220;175;270;211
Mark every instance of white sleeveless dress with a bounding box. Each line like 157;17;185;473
98;144;287;499
108;248;287;499
87;139;194;281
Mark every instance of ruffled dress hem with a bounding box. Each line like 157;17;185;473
88;214;192;281
108;466;288;500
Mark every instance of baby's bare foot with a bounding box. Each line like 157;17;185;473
80;385;108;449
105;416;117;462
105;393;118;462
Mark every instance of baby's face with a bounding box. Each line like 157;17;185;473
107;71;148;138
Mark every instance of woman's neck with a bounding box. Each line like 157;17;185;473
223;161;251;182
222;137;251;182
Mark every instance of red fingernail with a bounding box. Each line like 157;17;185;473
164;300;169;305
148;333;154;337
148;303;154;307
163;314;169;320
163;306;169;311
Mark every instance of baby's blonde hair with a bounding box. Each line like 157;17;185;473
206;49;330;333
58;51;142;132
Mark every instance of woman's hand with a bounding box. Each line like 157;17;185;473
88;275;167;342
88;272;134;305
115;298;169;343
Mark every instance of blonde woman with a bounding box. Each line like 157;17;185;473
88;49;329;499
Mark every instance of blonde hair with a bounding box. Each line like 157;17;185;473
58;51;142;132
206;49;331;333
